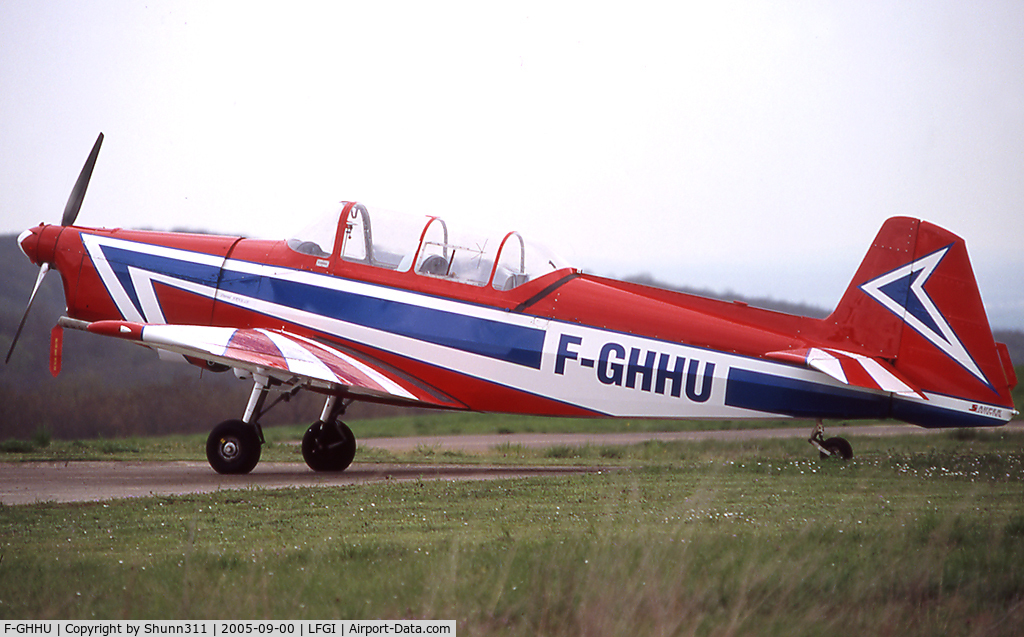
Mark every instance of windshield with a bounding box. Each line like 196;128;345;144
289;202;571;289
286;208;338;258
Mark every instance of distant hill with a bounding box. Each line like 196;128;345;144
622;273;831;319
2;233;1021;440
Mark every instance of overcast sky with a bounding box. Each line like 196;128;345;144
2;1;1021;328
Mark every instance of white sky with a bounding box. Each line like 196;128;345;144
2;1;1022;328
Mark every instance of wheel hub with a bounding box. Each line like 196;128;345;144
220;438;239;460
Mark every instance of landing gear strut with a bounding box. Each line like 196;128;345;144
301;396;357;472
205;374;291;475
808;420;853;460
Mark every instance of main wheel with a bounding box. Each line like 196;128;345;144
818;436;853;460
302;419;356;472
206;419;262;474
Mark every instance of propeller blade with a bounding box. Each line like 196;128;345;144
5;264;50;364
61;132;104;227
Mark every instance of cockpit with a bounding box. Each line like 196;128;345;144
287;202;571;291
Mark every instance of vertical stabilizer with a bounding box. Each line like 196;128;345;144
823;217;1015;420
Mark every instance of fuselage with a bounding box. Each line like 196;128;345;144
17;214;1017;429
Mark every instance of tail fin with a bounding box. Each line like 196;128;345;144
824;217;1016;422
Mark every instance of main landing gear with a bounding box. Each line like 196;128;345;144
301;396;357;472
808;419;853;460
206;374;274;474
207;419;263;474
205;375;357;474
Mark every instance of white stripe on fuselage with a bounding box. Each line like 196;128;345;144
79;235;1009;423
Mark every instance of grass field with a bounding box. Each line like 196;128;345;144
1;424;1022;635
0;414;812;463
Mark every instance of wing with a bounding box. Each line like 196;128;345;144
765;346;926;399
63;318;463;409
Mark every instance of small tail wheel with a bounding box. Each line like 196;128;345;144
206;419;262;474
302;419;356;472
819;436;853;460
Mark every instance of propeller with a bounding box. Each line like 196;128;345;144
62;132;104;226
5;132;104;364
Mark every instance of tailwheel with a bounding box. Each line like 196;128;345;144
818;437;853;460
302;419;356;472
207;419;262;474
809;419;853;460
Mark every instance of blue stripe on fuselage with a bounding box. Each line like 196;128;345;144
248;276;545;369
725;367;1007;428
97;244;223;318
98;241;546;369
890;397;1007;429
725;367;891;420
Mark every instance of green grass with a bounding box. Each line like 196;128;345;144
0;420;1016;469
273;412;812;439
0;415;817;463
1;431;1022;634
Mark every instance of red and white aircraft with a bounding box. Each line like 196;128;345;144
8;134;1018;473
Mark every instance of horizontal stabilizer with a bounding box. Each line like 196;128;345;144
766;347;925;399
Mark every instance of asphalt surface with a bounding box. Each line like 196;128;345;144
0;462;609;506
2;423;1019;505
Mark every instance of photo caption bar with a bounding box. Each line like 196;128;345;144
1;622;455;637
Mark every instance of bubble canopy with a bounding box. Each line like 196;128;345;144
287;202;572;291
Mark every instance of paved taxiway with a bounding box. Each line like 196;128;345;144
2;423;1019;505
0;462;609;505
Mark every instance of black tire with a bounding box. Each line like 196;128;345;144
819;436;853;460
206;419;262;474
302;420;357;472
